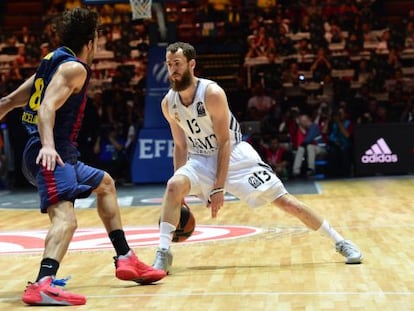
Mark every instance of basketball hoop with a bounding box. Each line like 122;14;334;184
129;0;152;20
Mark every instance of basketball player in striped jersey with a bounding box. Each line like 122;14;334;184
153;42;362;273
0;8;165;306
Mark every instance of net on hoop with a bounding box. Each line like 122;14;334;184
129;0;152;20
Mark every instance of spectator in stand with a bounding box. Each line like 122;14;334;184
265;36;278;56
248;16;261;38
292;114;326;178
111;23;123;41
404;20;414;44
296;38;312;58
277;33;296;56
383;48;402;79
345;32;363;56
15;46;26;67
254;26;270;57
376;29;391;53
310;47;332;83
247;82;275;120
130;61;147;89
17;26;31;45
245;35;261;60
361;21;377;44
104;29;116;52
281;61;300;85
2;34;18;54
324;19;345;44
265;136;292;180
278;106;300;149
327;106;353;178
314;102;331;146
353;58;374;87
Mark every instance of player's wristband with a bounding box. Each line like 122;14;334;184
207;187;225;204
209;187;225;199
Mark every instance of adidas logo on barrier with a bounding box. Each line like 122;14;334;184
361;138;398;163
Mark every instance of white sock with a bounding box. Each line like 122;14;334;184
159;222;176;250
318;220;344;243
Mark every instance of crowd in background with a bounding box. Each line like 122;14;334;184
0;0;413;188
230;0;414;179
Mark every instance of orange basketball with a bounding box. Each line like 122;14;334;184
173;205;196;242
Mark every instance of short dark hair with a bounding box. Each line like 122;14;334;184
55;7;99;54
166;42;196;61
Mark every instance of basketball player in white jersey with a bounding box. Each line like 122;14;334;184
153;42;362;273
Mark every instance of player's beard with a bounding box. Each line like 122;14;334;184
169;67;192;92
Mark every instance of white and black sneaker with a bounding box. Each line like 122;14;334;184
153;248;173;274
335;240;363;264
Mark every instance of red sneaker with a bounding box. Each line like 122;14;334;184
114;250;166;284
22;276;86;306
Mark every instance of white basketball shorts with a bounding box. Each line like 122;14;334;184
174;141;287;207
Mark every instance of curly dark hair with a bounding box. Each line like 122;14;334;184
55;7;99;54
166;42;196;61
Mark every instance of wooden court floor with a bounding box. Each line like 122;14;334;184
1;176;414;310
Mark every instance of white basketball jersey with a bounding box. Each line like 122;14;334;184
166;78;242;156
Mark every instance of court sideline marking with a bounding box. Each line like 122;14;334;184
2;290;414;303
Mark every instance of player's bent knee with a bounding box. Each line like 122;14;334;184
49;203;78;233
165;179;181;195
63;219;78;234
96;172;116;195
166;176;189;198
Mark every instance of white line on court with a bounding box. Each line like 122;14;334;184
2;290;414;302
83;291;414;298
